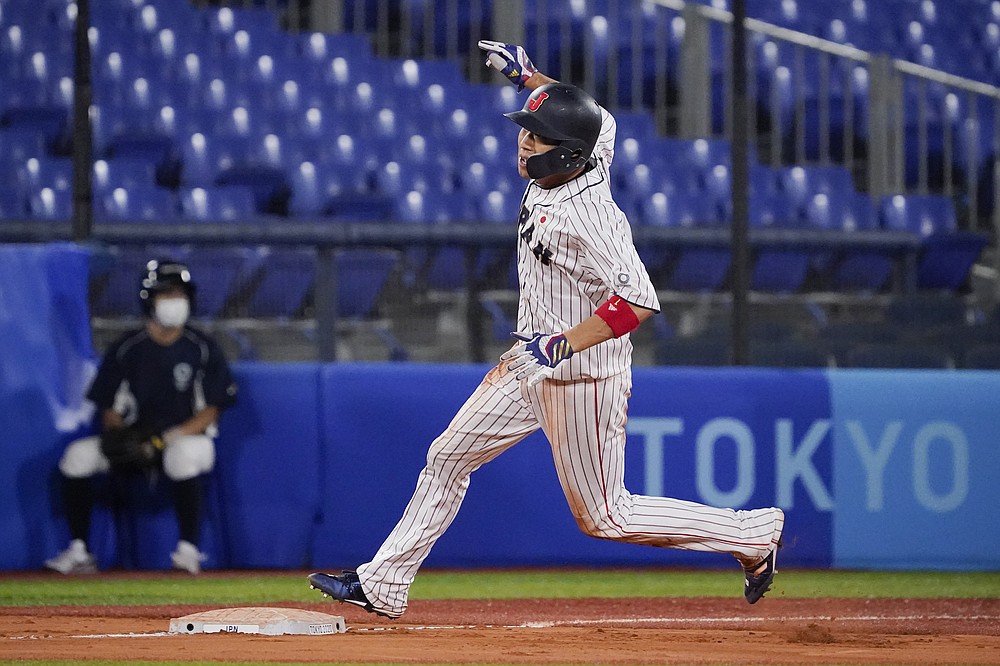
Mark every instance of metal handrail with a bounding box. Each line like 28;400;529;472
654;0;1000;100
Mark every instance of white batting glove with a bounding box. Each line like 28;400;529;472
477;39;538;91
500;331;574;387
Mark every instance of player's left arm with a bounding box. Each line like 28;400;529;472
563;299;657;354
163;406;221;443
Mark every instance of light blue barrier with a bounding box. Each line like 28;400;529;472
830;371;1000;569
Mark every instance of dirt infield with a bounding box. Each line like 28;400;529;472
3;596;999;664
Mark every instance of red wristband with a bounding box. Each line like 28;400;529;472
595;296;641;338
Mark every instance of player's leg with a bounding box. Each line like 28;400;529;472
46;436;109;573
162;434;215;573
355;364;539;616
535;374;782;563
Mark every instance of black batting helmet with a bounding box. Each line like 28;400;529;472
504;82;602;179
138;258;196;315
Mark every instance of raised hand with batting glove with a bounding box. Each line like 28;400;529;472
500;331;574;386
477;40;538;91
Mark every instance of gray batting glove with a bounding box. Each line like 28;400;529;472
478;39;538;91
500;331;574;386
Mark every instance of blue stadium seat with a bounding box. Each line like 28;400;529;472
247;248;399;319
180;133;246;186
182;246;259;318
751;249;811;292
179;185;257;221
639;191;721;227
748;192;796;227
394;190;472;224
97;185;178;222
0;127;48;161
244;247;316;318
476;83;523;116
296;31;374;65
0;78;51;115
1;104;67;147
18;156;72;192
92;157;159;193
916;231;990;290
27;185;71;220
777;165;855;218
665;247;731;292
288;160;370;217
0;185;25;219
478;189;519;224
880;194;957;235
336;249;401;319
215;165;290;215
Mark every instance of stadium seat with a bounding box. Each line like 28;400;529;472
27;186;71;220
97;185;178;222
18;156;72;192
181;246;259;318
0;185;25;219
215;165;290;215
244;247;316;318
1;105;67;147
915;231;990;290
92;157;159;193
0;127;48;162
880;194;957;235
478;189;519;224
639;191;721;227
751;249;811;292
179;185;257;222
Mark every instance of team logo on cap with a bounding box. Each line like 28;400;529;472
528;92;550;112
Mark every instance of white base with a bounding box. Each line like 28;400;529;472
169;607;347;635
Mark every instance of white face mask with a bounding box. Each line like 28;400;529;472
154;297;190;328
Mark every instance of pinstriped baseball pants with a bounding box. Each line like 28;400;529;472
357;362;782;616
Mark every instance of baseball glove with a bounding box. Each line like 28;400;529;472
100;427;165;473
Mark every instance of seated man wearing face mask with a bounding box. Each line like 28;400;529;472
45;258;237;575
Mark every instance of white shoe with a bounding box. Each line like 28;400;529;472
45;539;97;575
170;540;206;574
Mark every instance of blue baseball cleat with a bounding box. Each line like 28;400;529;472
308;571;401;619
743;545;779;604
744;509;784;604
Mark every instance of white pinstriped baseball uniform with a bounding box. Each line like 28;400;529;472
356;106;783;617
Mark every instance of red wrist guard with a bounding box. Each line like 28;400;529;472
595;296;641;338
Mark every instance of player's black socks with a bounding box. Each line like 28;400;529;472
62;476;93;543
172;476;202;545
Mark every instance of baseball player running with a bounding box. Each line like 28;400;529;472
309;41;784;616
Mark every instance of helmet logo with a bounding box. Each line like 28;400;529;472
528;92;549;112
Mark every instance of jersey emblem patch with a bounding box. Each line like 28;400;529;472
173;363;193;392
616;272;631;286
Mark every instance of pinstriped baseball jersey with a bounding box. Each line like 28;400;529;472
348;103;783;619
516;107;660;380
